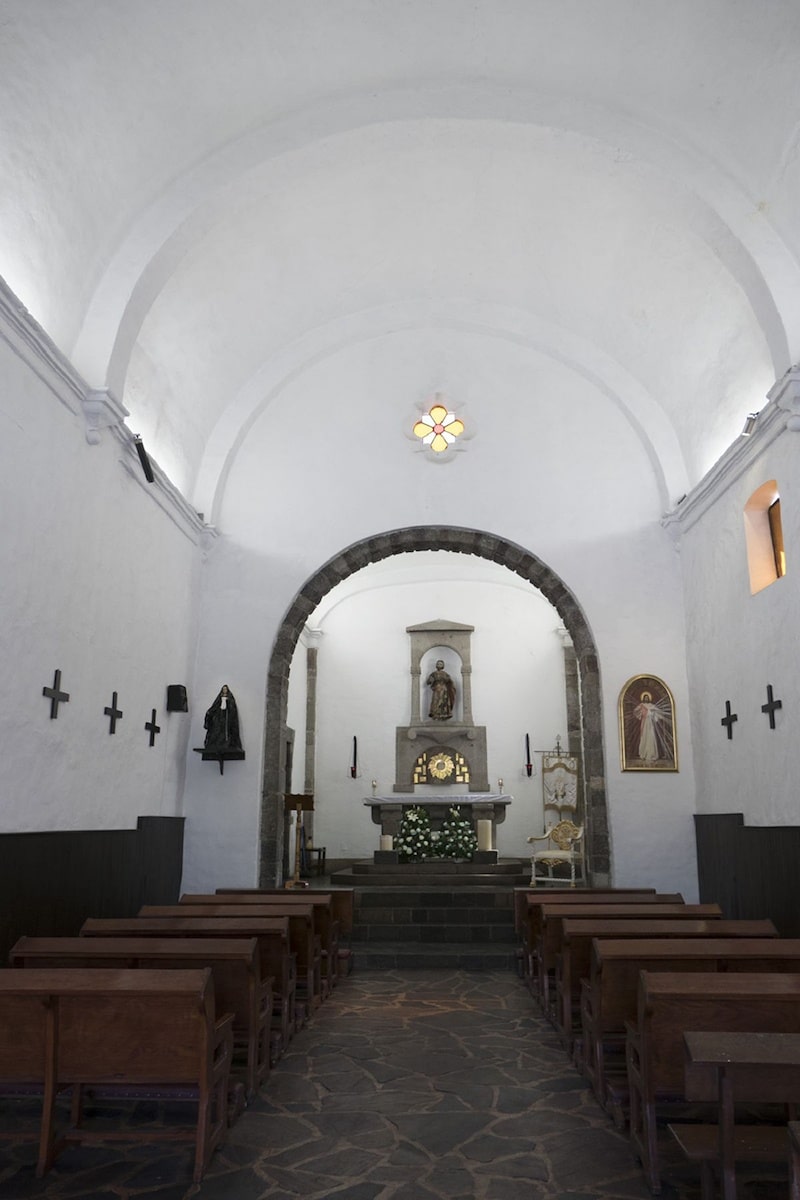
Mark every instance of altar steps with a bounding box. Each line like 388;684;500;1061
345;878;522;971
331;857;530;887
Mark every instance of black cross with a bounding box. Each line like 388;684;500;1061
761;684;783;729
720;700;738;740
104;691;123;734
42;669;70;719
145;709;161;747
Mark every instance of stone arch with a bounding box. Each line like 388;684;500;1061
258;526;609;886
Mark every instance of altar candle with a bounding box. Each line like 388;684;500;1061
380;834;393;851
477;819;492;851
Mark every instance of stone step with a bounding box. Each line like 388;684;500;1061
351;940;520;971
352;923;515;944
332;859;530;887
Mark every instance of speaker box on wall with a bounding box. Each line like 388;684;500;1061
166;684;188;712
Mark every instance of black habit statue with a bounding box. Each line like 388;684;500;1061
203;684;242;752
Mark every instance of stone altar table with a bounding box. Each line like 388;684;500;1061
364;795;511;845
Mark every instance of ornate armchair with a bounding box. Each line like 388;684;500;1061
527;819;585;887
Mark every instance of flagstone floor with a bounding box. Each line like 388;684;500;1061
0;969;788;1199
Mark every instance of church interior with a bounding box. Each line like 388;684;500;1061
2;2;800;1196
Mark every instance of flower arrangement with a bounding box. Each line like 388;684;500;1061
395;805;434;861
395;804;477;862
440;805;478;860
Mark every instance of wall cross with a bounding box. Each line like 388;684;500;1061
720;700;738;740
760;684;782;729
103;691;123;734
145;709;161;747
42;668;70;719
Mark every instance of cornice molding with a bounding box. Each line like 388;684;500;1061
661;384;792;539
0;276;85;414
1;275;206;546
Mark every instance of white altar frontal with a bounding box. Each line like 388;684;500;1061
364;794;511;844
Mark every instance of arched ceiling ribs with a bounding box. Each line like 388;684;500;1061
69;84;798;398
195;300;689;525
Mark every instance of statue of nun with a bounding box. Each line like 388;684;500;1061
203;684;242;752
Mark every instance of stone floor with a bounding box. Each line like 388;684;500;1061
0;969;789;1199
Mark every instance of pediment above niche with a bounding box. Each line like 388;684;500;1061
406;619;475;633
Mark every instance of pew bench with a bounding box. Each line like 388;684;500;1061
519;890;672;991
556;918;777;1061
187;891;340;996
535;902;719;1018
582;935;800;1115
0;967;232;1183
668;1030;800;1200
80;915;296;1060
143;903;321;1015
626;972;800;1194
10;935;271;1102
217;886;356;979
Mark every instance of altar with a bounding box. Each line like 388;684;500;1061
364;794;511;843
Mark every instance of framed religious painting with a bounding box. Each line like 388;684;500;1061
618;674;678;772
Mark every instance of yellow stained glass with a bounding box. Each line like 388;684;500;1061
413;420;432;438
444;418;464;436
431;432;449;452
429;404;448;424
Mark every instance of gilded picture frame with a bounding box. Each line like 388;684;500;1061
618;674;678;772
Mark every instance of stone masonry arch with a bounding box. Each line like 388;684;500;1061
258;526;609;886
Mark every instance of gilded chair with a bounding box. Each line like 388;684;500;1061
527;819;585;886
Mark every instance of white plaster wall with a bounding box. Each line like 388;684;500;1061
679;427;799;824
0;332;200;834
182;328;699;898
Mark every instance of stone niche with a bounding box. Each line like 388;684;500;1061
394;619;489;793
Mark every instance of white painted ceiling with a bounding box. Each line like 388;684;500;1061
3;1;799;507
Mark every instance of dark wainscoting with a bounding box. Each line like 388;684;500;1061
0;815;184;963
695;812;800;936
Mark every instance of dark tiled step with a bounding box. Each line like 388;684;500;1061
351;941;519;970
351;923;515;944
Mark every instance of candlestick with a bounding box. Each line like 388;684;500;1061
525;733;533;777
498;778;503;794
371;779;378;795
350;735;357;778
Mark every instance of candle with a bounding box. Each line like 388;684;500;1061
380;834;393;851
477;819;492;851
350;735;357;778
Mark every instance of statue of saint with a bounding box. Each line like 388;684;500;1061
204;684;242;752
426;660;456;721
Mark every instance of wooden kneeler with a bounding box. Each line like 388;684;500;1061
284;794;314;889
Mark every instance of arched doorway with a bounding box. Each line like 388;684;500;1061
258;526;608;886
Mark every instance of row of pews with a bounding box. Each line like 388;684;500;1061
0;885;355;1182
514;885;800;1199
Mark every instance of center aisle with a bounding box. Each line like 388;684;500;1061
210;969;690;1199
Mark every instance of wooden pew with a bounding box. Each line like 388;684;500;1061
670;1030;800;1200
10;935;270;1102
556;918;777;1058
513;886;658;936
0;967;232;1183
185;892;339;996
535;902;718;1015
81;915;296;1056
217;886;356;978
521;892;683;992
583;935;799;1112
789;1120;800;1200
626;972;800;1193
141;903;321;1014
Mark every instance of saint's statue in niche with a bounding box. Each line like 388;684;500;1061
426;660;456;721
204;684;242;752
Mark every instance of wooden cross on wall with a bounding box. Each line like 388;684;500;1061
145;709;161;746
720;700;738;740
42;668;70;719
103;691;123;734
761;684;783;729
